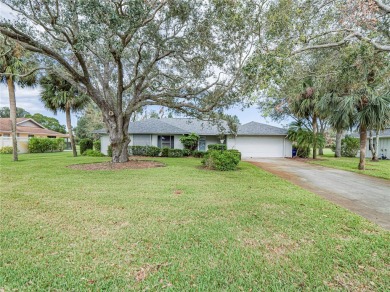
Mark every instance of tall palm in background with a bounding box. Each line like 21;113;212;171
40;73;90;157
0;37;37;161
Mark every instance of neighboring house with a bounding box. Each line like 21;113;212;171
0;118;69;153
352;129;390;159
97;118;292;158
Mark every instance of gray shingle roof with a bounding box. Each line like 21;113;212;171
237;121;288;136
94;118;287;136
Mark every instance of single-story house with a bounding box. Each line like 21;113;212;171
0;118;69;153
353;129;390;159
97;118;292;158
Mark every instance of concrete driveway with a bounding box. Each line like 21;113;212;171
247;158;390;230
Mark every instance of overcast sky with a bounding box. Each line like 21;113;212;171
0;2;287;129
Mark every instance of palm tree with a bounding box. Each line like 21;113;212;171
40;73;90;157
0;37;37;161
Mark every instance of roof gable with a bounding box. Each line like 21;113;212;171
237;121;288;136
17;118;45;129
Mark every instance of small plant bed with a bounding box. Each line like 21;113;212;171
68;159;165;171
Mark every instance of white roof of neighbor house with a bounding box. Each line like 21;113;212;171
95;118;288;136
351;128;390;138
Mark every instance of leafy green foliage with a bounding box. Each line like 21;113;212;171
226;149;242;161
25;113;66;134
79;138;93;154
0;107;30;118
129;146;160;157
288;121;325;158
93;140;101;152
208;144;227;151
182;149;193;157
28;138;65;153
161;147;169;157
180;133;200;151
340;136;360;158
107;145;112;157
82;149;105;157
0;146;13;154
75;104;105;141
202;150;240;171
168;149;184;157
193;150;205;158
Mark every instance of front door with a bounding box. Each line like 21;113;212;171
199;136;206;151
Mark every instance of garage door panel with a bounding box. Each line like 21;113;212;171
232;136;285;158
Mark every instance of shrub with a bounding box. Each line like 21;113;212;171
226;149;241;161
146;146;161;157
182;148;193;157
28;137;64;153
0;146;13;154
80;138;93;154
130;146;148;156
161;147;169;157
341;136;360;157
168;148;183;157
107;145;113;157
82;149;105;157
208;144;227;151
202;150;240;171
93;140;101;152
193;150;205;158
295;146;310;158
180;133;200;151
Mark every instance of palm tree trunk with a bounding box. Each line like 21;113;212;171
312;115;317;159
7;77;18;161
369;130;375;160
335;129;343;158
373;131;379;161
65;106;77;157
358;124;367;170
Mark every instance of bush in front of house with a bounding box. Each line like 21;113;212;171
182;149;192;157
341;136;360;157
82;149;105;157
226;149;241;161
129;146;161;157
208;144;227;151
192;150;205;158
80;138;93;154
0;146;13;154
168;148;184;157
28;137;65;153
107;145;112;157
180;133;200;151
201;150;240;171
93;140;101;152
161;147;169;157
146;146;161;157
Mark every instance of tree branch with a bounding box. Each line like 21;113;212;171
374;0;390;13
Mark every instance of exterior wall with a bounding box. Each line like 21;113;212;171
18;120;39;127
364;137;390;159
0;133;66;154
101;135;110;155
204;136;221;150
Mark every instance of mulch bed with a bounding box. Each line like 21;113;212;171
68;159;165;171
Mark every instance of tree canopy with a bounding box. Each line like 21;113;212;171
25;113;67;134
0;106;30;118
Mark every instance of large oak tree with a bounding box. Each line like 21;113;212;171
0;0;259;162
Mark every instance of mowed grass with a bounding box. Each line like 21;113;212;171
1;153;389;290
311;150;390;180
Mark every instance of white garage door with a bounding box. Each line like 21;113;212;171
230;136;285;158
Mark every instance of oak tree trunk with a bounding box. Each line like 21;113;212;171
104;113;131;163
358;124;367;170
7;77;18;161
65;106;77;157
335;129;343;158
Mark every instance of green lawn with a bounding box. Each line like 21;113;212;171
311;150;390;180
1;153;389;290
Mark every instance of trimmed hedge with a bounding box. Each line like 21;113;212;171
226;149;241;161
82;149;105;157
0;146;13;154
193;150;205;158
161;147;169;157
80;138;93;154
28;137;65;153
208;144;227;151
182;149;192;157
202;150;240;171
168;149;184;157
129;146;161;157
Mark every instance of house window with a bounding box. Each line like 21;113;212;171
158;136;174;148
47;136;56;138
28;135;34;138
3;134;10;137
